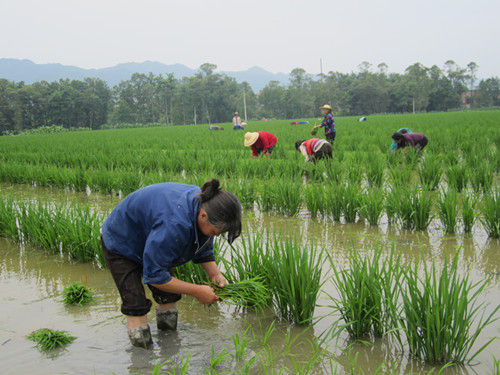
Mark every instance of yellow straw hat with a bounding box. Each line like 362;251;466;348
320;104;332;111
244;132;259;147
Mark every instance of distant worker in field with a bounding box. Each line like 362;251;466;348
244;131;277;159
101;179;242;348
313;104;336;144
209;124;224;131
392;131;428;152
295;138;332;163
233;112;244;130
390;127;412;151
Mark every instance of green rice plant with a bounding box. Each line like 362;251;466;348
266;236;324;324
418;155;442;190
461;194;476;233
167;354;191;375
325;159;344;184
258;183;274;212
0;197;18;239
212;277;271;310
341;184;361;223
389;166;412;189
174;261;210;284
439;189;458;234
471;164;494;193
304;184;324;219
325;183;343;221
385;187;402;224
329;246;402;339
27;328;76;351
365;155;385;188
232;329;249;361
206;346;231;375
274;180;302;217
62;282;94;305
480;191;499;238
446;165;468;193
236;179;256;210
493;356;500;375
413;189;434;231
360;189;385;225
395;253;500;364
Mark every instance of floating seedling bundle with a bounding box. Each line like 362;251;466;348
62;282;95;305
212;277;270;311
27;328;76;351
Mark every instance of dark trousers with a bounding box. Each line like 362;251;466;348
313;142;333;162
326;132;336;144
102;239;181;316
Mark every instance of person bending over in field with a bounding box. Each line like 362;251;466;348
392;131;428;153
244;131;277;159
390;127;412;152
295;138;332;163
101;179;241;348
313;104;336;144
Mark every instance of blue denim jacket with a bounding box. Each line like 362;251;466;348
102;183;214;285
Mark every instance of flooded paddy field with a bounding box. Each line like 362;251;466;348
0;183;498;374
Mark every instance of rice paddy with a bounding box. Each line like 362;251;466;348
0;110;498;374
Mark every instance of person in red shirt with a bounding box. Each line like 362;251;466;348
244;131;277;159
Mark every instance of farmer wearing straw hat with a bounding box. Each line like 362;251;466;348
313;104;336;144
101;179;242;348
244;131;277;159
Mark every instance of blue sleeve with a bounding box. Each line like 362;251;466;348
142;221;181;285
192;237;215;264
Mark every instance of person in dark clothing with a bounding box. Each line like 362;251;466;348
313;104;336;144
392;132;428;152
101;179;241;348
295;138;332;162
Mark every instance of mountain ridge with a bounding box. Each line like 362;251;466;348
0;58;289;91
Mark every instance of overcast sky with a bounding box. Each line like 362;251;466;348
1;0;499;77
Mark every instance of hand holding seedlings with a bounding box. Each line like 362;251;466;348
210;272;228;288
193;284;219;305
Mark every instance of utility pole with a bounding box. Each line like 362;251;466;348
194;107;197;125
243;90;248;122
320;58;323;75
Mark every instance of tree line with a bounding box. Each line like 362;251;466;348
0;60;499;133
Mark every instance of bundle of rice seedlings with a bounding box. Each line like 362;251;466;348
62;282;94;305
27;328;76;351
213;277;271;311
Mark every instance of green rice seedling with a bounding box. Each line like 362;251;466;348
365;155;385;188
360;189;385;225
251;320;276;347
150;360;171;375
0;197;19;240
413;189;434;231
27;328;76;351
461;194;476;233
493;356;500;375
174;261;210;284
167;354;191;375
62;282;94;305
395;253;500;364
206;346;231;375
258;183;274;212
418;155;442;190
389;166;412;189
446;165;468;193
480;191;499;238
275;180;302;217
266;236;324;324
232;329;249;361
439;189;458;234
329;246;402;339
341;184;361;223
385;187;402;224
325;159;344;184
325;183;343;221
471;164;494;193
212;277;271;310
396;188;415;230
304;184;324;219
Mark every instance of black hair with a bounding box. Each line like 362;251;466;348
199;179;242;244
399;128;409;134
392;132;404;141
295;140;305;151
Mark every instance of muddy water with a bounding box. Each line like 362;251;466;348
0;183;499;374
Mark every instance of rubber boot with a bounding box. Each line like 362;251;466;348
128;324;152;349
156;307;178;331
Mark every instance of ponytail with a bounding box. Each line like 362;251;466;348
199;179;242;244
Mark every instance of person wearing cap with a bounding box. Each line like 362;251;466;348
244;131;277;159
313;104;336;144
101;179;242;348
233;112;244;130
295;138;332;163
